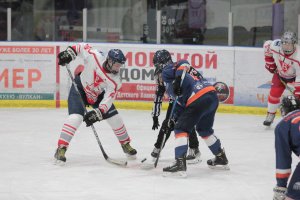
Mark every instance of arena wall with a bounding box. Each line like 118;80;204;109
0;42;278;115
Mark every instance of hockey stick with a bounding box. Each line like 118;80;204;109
65;64;127;167
277;73;296;95
154;69;187;168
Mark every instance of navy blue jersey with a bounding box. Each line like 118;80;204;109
162;60;215;108
275;109;300;199
161;60;222;159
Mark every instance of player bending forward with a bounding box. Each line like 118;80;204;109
154;50;229;177
273;95;300;200
54;43;137;164
149;50;201;164
263;31;300;126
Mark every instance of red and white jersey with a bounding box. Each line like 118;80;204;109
264;39;300;80
71;43;121;114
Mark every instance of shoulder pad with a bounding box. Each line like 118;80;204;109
176;60;190;66
273;39;281;47
263;40;273;48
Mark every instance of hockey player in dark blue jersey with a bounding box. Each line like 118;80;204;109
273;95;300;200
153;49;229;177
150;50;201;163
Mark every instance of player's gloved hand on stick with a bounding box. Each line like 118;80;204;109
83;108;103;127
152;116;160;130
167;118;175;130
172;76;182;96
265;63;277;74
273;186;287;200
161;119;171;134
160;118;175;134
58;46;77;66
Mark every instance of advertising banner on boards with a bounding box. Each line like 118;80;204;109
0;45;57;101
63;43;234;104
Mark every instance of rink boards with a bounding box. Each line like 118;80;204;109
0;42;285;114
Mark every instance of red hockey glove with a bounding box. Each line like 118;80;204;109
265;55;276;73
265;63;277;73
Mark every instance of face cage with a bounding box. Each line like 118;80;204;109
282;42;295;54
154;62;165;76
107;59;124;74
279;105;287;117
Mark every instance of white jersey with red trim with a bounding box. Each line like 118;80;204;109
264;39;300;80
71;43;121;114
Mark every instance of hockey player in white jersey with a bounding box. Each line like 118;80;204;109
54;43;137;164
263;31;300;126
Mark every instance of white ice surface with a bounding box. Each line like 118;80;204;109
0;108;296;200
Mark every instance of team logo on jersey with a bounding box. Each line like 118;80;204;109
279;60;291;72
213;82;230;103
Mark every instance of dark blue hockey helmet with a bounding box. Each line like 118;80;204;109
108;49;126;64
153;49;172;75
280;95;300;116
105;49;126;74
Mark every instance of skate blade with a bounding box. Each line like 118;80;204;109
53;159;66;166
187;158;202;165
162;171;187;178
208;164;230;170
263;121;273;127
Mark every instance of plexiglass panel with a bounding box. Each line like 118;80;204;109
0;0;299;47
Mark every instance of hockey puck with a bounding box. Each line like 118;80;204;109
141;158;147;163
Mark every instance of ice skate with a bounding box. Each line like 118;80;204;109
273;186;287;200
121;142;137;160
151;147;160;159
54;146;67;165
186;147;202;164
207;149;229;170
163;156;187;178
263;112;275;126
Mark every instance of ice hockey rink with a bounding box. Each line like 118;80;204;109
0;108;298;200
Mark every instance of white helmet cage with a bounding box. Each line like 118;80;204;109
281;31;297;54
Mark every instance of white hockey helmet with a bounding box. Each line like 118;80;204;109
281;31;297;54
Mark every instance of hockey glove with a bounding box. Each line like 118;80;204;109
273;186;287;200
58;46;77;66
160;118;175;134
167;118;175;130
265;63;277;73
172;76;182;96
83;108;103;127
152;116;160;130
161;119;171;134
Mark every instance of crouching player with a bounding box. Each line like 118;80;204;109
153;50;229;177
54;43;137;164
273;95;300;200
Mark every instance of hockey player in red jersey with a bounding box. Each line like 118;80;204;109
273;95;300;200
263;31;300;126
54;43;137;164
